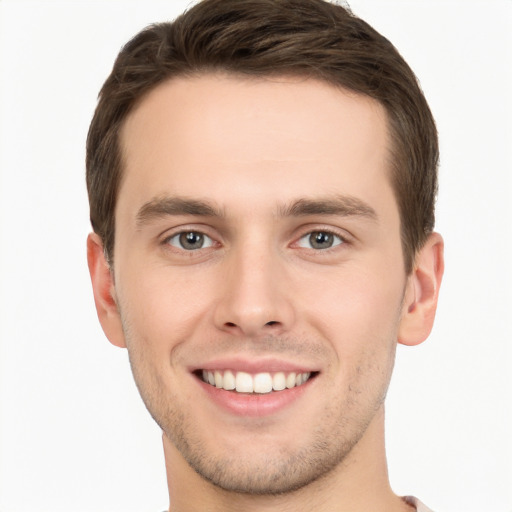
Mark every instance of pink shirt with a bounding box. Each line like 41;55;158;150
403;496;434;512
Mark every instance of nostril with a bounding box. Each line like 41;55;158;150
265;321;279;327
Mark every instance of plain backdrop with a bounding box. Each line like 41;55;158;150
0;1;511;511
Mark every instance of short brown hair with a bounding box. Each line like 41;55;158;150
86;0;438;273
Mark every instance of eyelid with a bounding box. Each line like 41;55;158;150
166;232;215;250
159;225;221;249
159;223;216;239
157;223;353;253
292;224;353;245
296;230;344;249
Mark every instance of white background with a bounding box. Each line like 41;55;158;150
0;1;511;511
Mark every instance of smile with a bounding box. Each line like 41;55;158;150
200;369;313;394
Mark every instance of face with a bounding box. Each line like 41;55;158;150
109;75;412;494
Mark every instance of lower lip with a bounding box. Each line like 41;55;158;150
196;376;314;417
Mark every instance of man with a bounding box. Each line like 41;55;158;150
86;0;444;510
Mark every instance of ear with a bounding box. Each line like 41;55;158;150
87;232;126;348
398;232;444;346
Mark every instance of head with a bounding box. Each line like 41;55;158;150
86;0;443;501
87;0;438;275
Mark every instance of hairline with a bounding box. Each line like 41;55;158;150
108;70;415;272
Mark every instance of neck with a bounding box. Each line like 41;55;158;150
163;406;411;512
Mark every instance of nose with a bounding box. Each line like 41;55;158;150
213;244;295;338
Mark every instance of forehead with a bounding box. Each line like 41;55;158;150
118;74;392;213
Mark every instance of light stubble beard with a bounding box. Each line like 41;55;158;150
166;406;376;496
122;326;398;496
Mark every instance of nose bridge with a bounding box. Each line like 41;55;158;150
214;235;294;336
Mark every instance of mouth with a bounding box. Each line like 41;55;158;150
196;369;318;394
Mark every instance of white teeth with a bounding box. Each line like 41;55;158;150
253;373;273;394
272;372;286;391
235;371;253;392
201;370;312;393
286;372;296;389
223;370;236;390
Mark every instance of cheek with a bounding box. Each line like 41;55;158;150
116;265;215;352
300;263;405;356
314;269;402;405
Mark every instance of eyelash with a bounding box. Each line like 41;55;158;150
162;230;216;251
295;230;346;251
161;226;350;254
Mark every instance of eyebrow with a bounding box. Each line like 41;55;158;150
278;195;378;221
136;196;224;227
135;194;378;227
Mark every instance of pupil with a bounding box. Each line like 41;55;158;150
310;231;333;249
180;232;203;250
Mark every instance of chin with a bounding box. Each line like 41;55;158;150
168;423;359;496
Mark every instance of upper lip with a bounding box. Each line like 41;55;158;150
190;357;319;374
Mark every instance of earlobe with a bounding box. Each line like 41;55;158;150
398;232;444;346
87;232;127;348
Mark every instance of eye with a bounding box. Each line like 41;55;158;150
297;230;344;250
166;231;214;251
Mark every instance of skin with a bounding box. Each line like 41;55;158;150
88;74;444;511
